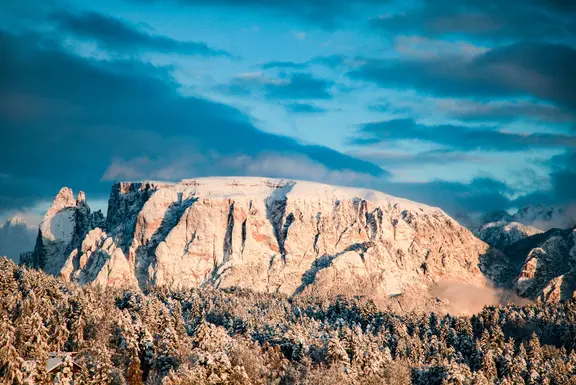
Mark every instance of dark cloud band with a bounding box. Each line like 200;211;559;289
52;10;231;57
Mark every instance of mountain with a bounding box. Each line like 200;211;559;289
473;205;575;250
0;216;36;262
511;205;575;231
21;188;105;274
503;227;576;302
472;221;543;250
480;205;575;232
23;177;507;307
469;206;576;302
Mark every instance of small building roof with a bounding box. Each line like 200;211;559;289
45;352;83;373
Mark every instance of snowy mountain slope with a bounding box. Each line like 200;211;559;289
473;205;575;251
479;205;576;233
472;221;543;250
25;177;508;299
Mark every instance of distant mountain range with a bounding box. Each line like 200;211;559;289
472;205;575;250
471;205;576;302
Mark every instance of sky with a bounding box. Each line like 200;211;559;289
1;0;576;226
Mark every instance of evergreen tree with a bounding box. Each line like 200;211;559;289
0;318;23;385
126;356;143;385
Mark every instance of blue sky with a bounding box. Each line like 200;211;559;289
1;0;576;224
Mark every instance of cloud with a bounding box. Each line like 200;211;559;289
367;102;412;115
101;153;382;188
284;102;327;114
371;0;576;42
431;281;530;315
293;31;306;40
393;35;488;59
514;151;576;207
261;61;308;70
382;177;513;215
350;118;576;152
260;55;349;71
101;153;518;219
52;9;231;57
265;73;334;99
132;0;389;28
349;41;576;113
349;149;493;166
219;72;335;99
434;98;576;124
0;29;386;214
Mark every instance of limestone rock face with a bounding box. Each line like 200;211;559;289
24;187;105;276
27;178;507;296
504;228;576;301
60;228;136;287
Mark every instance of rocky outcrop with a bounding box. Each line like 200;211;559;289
473;221;543;250
28;178;509;297
23;188;105;275
60;227;136;287
503;228;576;301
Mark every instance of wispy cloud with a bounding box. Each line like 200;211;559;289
52;9;232;57
217;72;336;99
350;118;576;151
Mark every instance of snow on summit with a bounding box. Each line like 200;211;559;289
176;177;440;212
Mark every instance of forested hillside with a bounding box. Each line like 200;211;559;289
2;258;576;384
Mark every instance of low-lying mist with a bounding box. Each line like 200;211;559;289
431;281;531;315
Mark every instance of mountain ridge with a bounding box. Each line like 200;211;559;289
22;177;508;311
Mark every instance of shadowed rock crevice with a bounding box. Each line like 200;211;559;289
365;208;383;240
240;219;247;257
265;181;295;263
477;245;515;289
313;212;322;256
223;201;235;264
106;182;170;252
293;242;374;295
136;194;197;289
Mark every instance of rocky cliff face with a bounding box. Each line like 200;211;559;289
25;178;508;300
22;188;105;275
503;228;576;302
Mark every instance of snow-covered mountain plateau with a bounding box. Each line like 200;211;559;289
22;177;508;305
